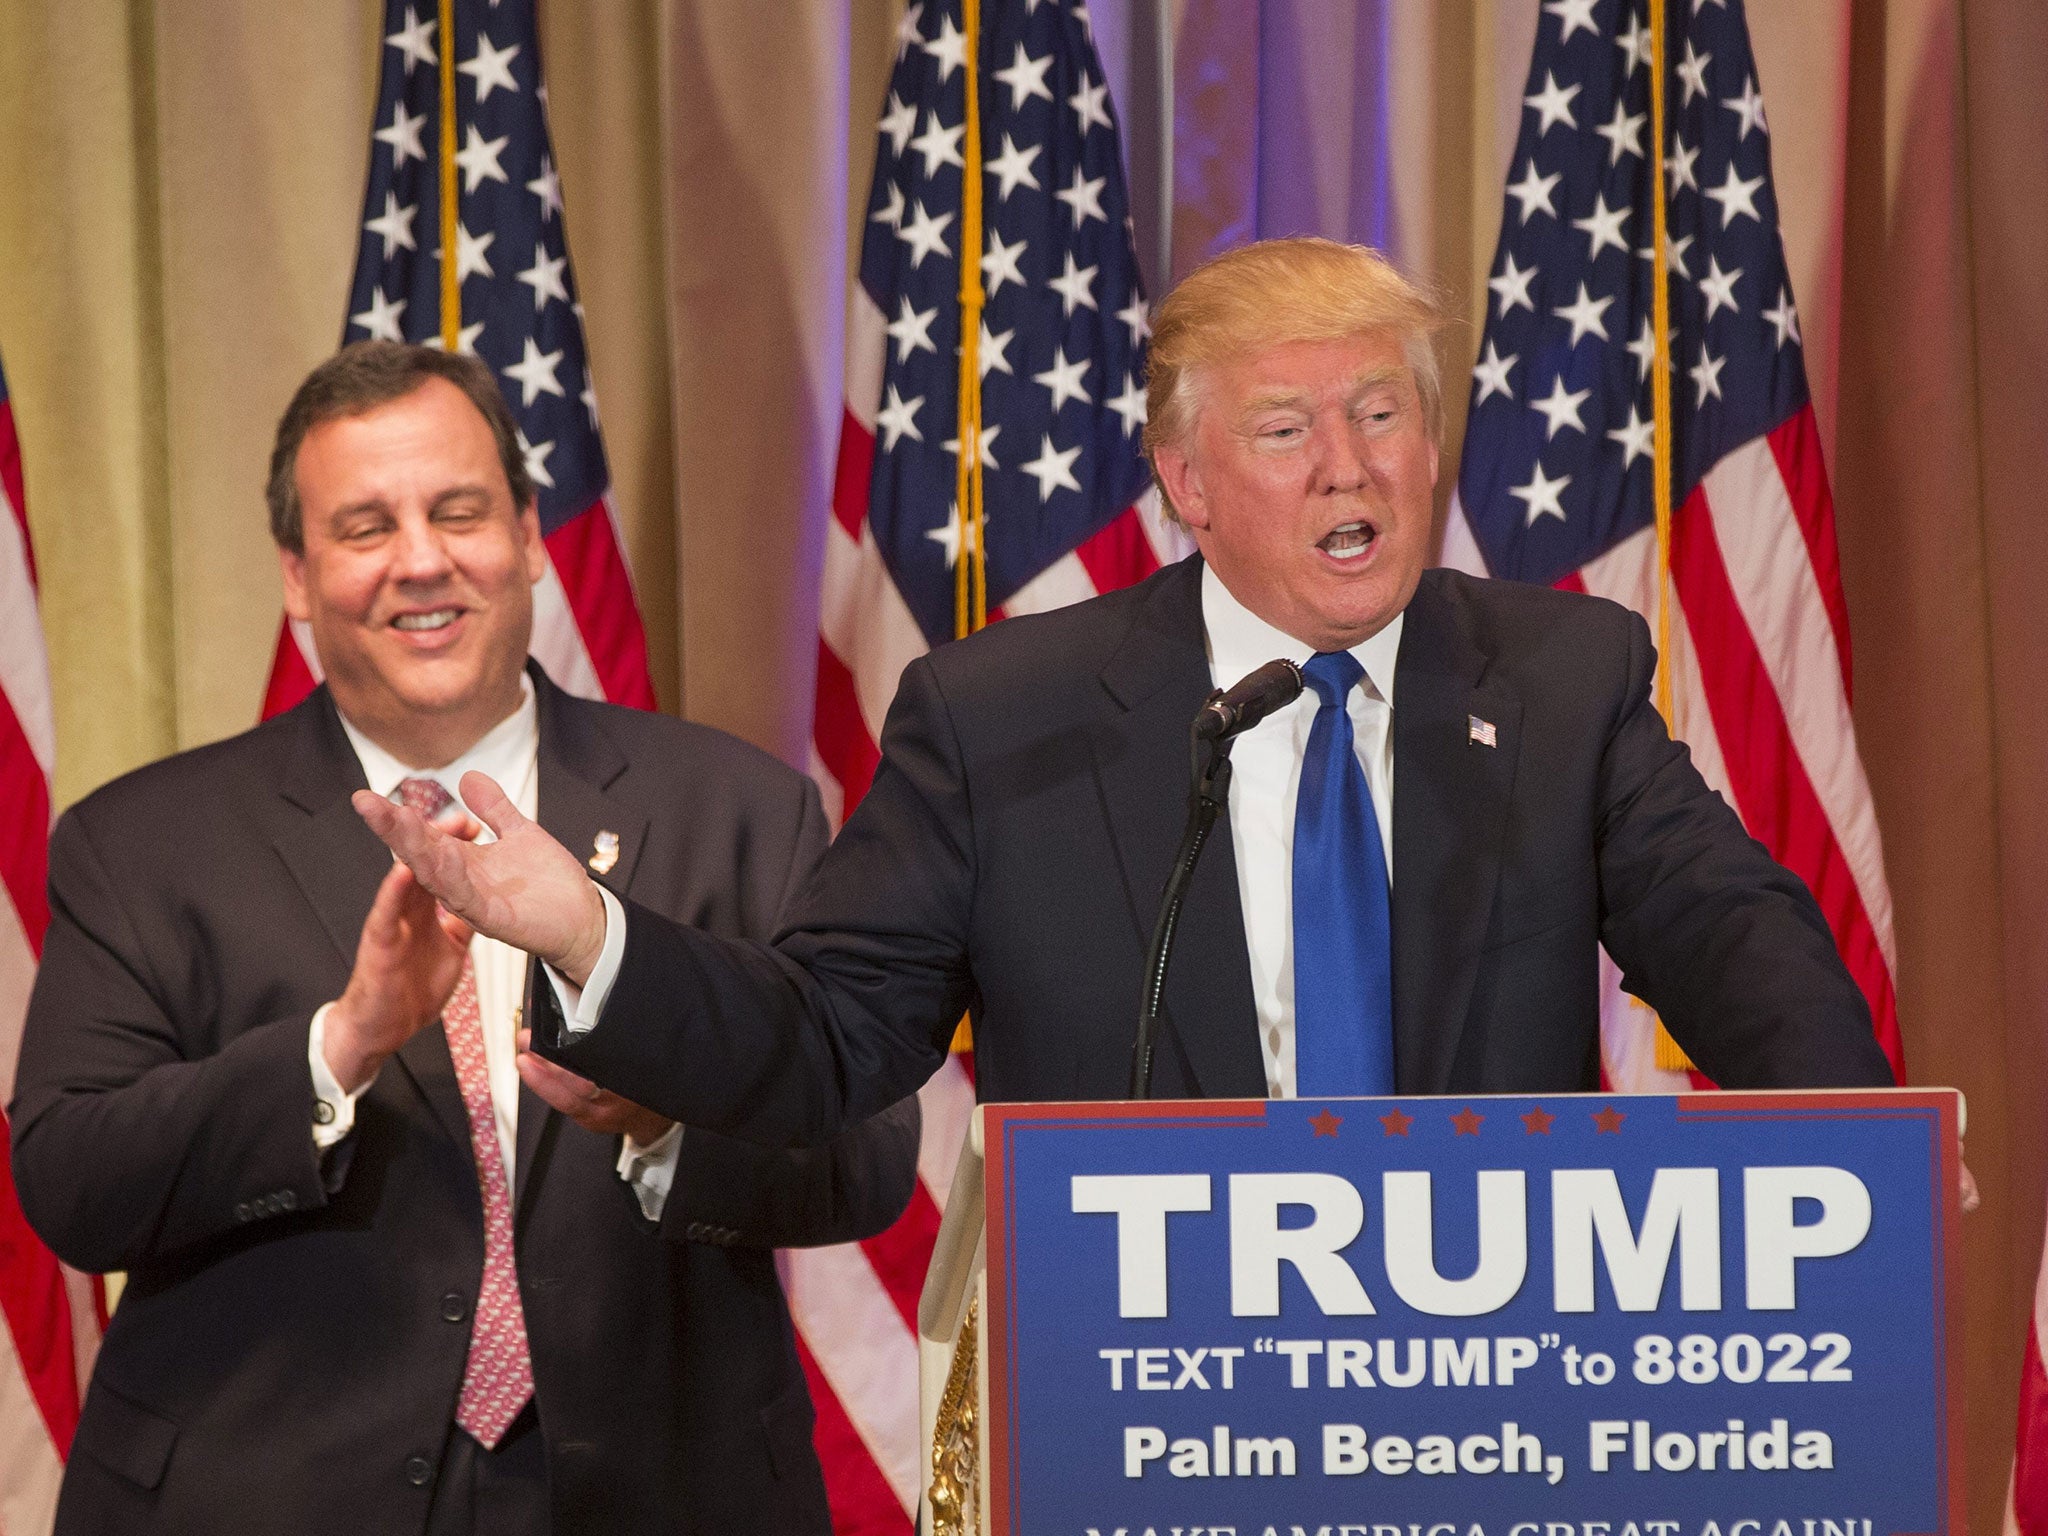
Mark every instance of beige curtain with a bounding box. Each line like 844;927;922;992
2;3;2043;1527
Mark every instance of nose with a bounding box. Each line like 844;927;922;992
1313;414;1371;497
390;514;455;583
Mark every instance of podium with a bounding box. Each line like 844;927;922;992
916;1088;1963;1536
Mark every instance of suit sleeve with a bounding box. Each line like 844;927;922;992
539;655;971;1147
659;765;926;1234
9;810;332;1274
1591;607;1894;1088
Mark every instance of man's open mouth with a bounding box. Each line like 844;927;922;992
392;608;462;632
1317;522;1377;561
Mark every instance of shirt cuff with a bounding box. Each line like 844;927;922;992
545;883;626;1037
308;1003;373;1149
616;1122;683;1222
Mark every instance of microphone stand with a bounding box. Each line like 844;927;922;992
1129;699;1236;1100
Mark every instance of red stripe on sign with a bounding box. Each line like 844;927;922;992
1669;490;1905;1079
0;1120;81;1454
813;639;881;816
545;503;657;710
0;402;33;587
0;685;50;952
1764;408;1853;698
1072;503;1160;595
858;1179;944;1336
831;410;878;542
2015;1319;2048;1531
259;622;319;721
798;1333;912;1535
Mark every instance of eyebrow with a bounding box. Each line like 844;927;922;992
1238;366;1411;418
323;484;497;527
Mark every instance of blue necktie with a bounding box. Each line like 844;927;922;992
1291;651;1395;1096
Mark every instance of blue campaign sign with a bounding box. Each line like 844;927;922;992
983;1091;1962;1536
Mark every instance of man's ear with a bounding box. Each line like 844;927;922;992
519;501;546;583
279;547;310;623
1151;444;1210;531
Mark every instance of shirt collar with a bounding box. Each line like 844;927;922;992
338;672;539;815
1200;562;1404;708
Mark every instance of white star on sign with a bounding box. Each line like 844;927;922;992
518;429;555;490
880;92;918;158
453;222;496;283
1523;71;1581;135
886;296;938;361
364;192;417;260
424;320;485;357
1703;163;1766;227
923;14;968;81
504;336;566;406
1554;282;1614;346
1505;159;1561;224
986;133;1041;200
1488;253;1538;317
376;100;427;168
517;244;569;310
1471;339;1518;406
1542;0;1601;42
1723;74;1769;139
1021;433;1083;502
1690;342;1726;405
385;6;436;74
982;230;1028;296
943;424;1001;470
1069;76;1113;136
1033;346;1093;413
896;199;955;268
1615;13;1651;74
1677;41;1712;106
1595;98;1647;166
1509;462;1571;526
1107;373;1146;437
1530;375;1592;440
992;43;1055;110
870;182;906;231
1572;194;1631;262
351;284;407;342
1048;252;1100;316
454;124;510;193
1666;135;1700;193
1607;405;1655;470
1698;255;1743;321
1763;286;1802;349
1116;294;1151;346
1637;231;1694;279
527;155;563;220
875;383;925;451
978;322;1015;380
459;33;520;102
910;111;965;178
1055;166;1108;229
1626;317;1657;381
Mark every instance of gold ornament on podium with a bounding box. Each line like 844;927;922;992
928;1297;981;1536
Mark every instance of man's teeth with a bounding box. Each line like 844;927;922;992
393;609;459;632
1319;523;1375;560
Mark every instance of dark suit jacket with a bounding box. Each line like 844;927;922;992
542;556;1893;1143
10;665;919;1536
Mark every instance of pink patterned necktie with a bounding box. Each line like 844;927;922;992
391;777;534;1447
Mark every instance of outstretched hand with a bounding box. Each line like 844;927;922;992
353;770;608;985
516;1028;674;1146
323;858;473;1094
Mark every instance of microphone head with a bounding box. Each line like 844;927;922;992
1194;658;1305;740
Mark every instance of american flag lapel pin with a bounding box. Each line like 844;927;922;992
1468;715;1498;749
589;830;620;874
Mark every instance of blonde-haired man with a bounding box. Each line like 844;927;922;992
362;237;1892;1152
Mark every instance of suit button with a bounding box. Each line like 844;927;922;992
404;1455;433;1487
233;1202;249;1222
440;1292;468;1323
279;1190;297;1211
685;1223;705;1240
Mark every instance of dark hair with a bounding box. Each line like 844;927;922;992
266;340;533;552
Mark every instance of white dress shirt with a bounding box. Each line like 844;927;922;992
1202;564;1401;1099
308;676;679;1217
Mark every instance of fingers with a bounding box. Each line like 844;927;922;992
458;771;526;842
361;858;430;947
516;1048;605;1120
355;790;444;877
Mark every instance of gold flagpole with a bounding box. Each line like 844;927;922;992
437;0;460;348
953;0;988;639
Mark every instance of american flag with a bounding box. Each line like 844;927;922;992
1441;0;1904;1090
0;354;104;1532
260;0;654;719
2012;1194;2048;1533
800;1;1185;1527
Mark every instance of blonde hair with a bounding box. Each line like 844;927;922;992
1142;238;1449;507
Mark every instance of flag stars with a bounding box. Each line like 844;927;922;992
893;2;925;59
364;192;417;260
1638;231;1695;280
1069;76;1113;136
1666;135;1701;194
1764;286;1802;349
977;321;1015;379
886;296;939;362
909;111;966;179
1595;98;1647;166
1677;40;1713;106
1698;255;1743;322
1033;346;1092;413
517;429;555;490
1607;404;1656;469
1510;462;1572;526
1704;163;1766;227
875;383;925;451
923;14;968;81
503;336;565;407
1523;70;1581;135
375;100;428;168
982;230;1028;296
1048;252;1100;316
943;424;1001;471
1107;373;1146;437
871;182;907;231
1615;12;1651;74
985;133;1041;200
425;319;485;357
1055;166;1109;228
926;506;983;569
459;32;521;102
351;284;407;342
454;124;511;193
1488;253;1538;317
1505;159;1561;224
1021;434;1083;501
1530;375;1592;440
385;5;436;73
1554;282;1614;346
1690;341;1726;405
453;222;496;283
1472;339;1518;405
1572;194;1631;262
896;199;955;268
1541;0;1600;42
992;42;1055;110
1627;316;1658;381
527;155;563;220
879;92;918;158
1723;73;1769;138
517;244;570;311
1116;294;1151;346
580;370;600;429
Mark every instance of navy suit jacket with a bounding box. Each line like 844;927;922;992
11;666;919;1535
539;555;1893;1140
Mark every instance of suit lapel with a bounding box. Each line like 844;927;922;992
516;667;649;1215
1091;558;1265;1099
272;693;473;1149
1388;574;1521;1093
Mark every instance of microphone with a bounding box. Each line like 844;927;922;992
1193;658;1304;741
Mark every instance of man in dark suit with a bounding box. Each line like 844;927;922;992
358;237;1893;1150
9;342;918;1535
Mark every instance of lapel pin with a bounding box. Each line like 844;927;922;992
1468;715;1498;749
589;829;620;875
